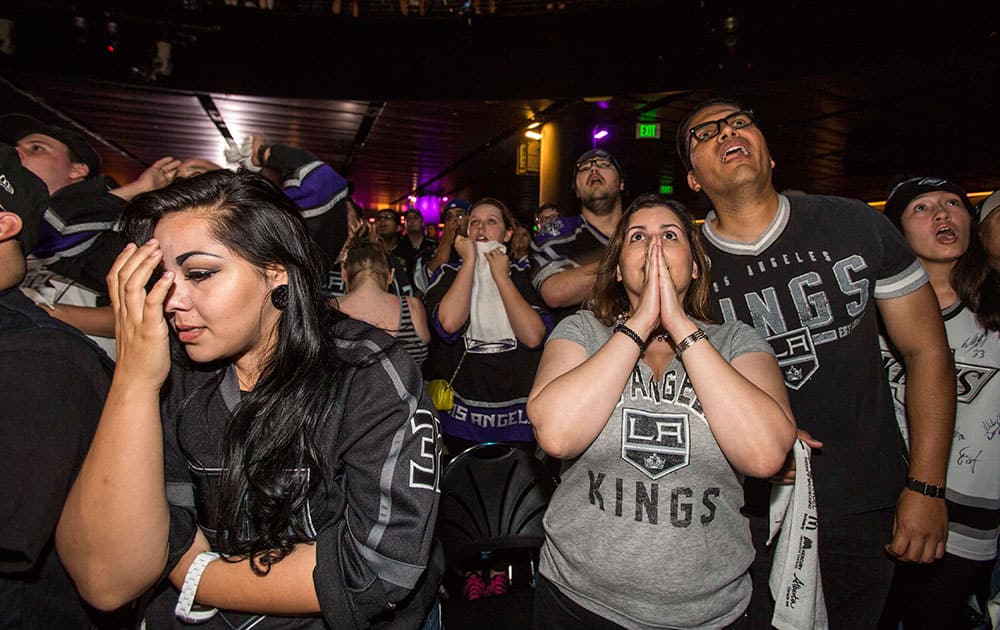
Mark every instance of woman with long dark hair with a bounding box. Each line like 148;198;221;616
56;170;441;628
878;177;1000;630
527;193;796;628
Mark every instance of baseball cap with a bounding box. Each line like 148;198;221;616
0;114;101;178
979;190;1000;225
0;144;49;255
883;176;974;229
442;199;470;214
575;148;622;175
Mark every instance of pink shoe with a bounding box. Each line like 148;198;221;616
463;572;486;600
485;573;509;597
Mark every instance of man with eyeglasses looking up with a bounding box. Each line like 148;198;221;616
531;148;625;321
676;97;955;629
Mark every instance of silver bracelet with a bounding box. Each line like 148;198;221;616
674;328;707;356
175;551;220;623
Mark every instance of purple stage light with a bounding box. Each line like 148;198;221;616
592;128;609;140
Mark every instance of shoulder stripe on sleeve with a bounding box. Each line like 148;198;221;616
875;259;928;299
333;337;421;550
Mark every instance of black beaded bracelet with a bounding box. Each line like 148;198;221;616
613;323;646;353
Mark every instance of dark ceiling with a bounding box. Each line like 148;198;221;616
2;0;999;222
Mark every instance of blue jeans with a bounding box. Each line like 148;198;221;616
421;596;442;630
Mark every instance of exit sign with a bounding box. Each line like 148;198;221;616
636;122;661;139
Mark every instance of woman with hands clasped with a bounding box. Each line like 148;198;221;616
55;171;441;629
526;194;797;629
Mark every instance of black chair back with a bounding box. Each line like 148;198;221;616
438;442;556;570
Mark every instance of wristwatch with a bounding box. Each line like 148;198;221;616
905;477;946;499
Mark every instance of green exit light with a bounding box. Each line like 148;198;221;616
635;122;661;139
659;184;674;194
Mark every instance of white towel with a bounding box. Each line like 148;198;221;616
768;440;828;630
464;240;517;354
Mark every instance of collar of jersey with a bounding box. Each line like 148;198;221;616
702;194;790;256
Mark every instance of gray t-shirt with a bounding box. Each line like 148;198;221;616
539;310;774;629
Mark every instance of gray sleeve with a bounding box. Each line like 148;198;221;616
720;321;776;362
549;311;591;348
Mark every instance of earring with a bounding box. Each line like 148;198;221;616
270;284;289;310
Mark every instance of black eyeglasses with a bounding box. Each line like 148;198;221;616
376;214;398;222
688;110;756;143
575;157;614;174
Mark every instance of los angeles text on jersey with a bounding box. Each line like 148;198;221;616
448;401;530;429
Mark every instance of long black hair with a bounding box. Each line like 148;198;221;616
124;169;347;572
953;226;1000;333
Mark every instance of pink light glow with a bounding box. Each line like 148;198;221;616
415;195;443;226
593;129;609;140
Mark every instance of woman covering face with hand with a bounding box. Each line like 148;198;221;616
55;170;442;629
526;193;796;629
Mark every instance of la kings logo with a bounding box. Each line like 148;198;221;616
882;351;998;404
769;327;818;389
621;410;689;479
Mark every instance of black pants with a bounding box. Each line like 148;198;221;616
747;505;896;630
878;552;993;630
532;574;750;630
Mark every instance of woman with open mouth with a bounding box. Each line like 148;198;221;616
879;176;1000;630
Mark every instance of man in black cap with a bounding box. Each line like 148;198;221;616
0;143;116;628
530;148;625;320
0;114;129;354
1;115;180;353
427;198;471;277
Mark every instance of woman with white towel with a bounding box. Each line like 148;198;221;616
423;197;553;600
424;198;552;459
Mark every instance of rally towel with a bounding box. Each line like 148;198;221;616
768;440;828;630
464;240;516;354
